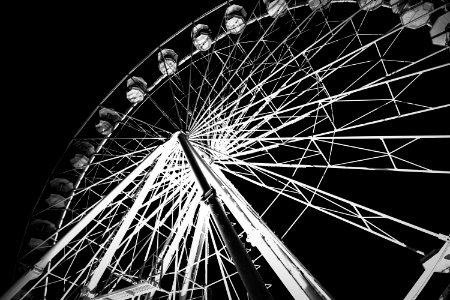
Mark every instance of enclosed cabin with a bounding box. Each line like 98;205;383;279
264;0;288;18
358;0;383;11
96;107;121;136
46;177;74;208
158;49;178;76
126;76;147;103
28;219;57;254
28;237;50;251
49;177;74;194
70;140;95;170
308;0;331;10
192;24;213;51
41;178;73;242
70;155;90;170
400;1;434;29
225;5;247;34
429;12;450;47
46;193;66;208
31;219;57;234
390;0;408;14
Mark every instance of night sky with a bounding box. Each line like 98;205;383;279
2;0;224;290
2;1;449;299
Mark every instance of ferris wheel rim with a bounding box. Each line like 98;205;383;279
9;1;450;299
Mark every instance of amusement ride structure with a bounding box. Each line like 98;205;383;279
1;0;449;299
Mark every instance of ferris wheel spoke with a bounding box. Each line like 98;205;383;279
217;163;415;256
214;95;449;159
179;202;209;300
334;67;448;124
185;34;203;131
27;225;113;299
234;27;396;113
149;189;202;286
185;148;336;300
216;9;366;108
190;91;313;140
190;40;446;148
374;43;403;115
191;69;321;142
216;156;447;248
120;118;163;138
266;46;446;128
156;52;190;132
83;179;200;298
85;149;178;294
223;135;450;173
92;146;155;166
185;41;228;131
196;3;436;139
191;60;301;137
189;6;315;132
222;161;450;175
185;54;217;128
225;58;309;134
29;194;127;261
107;186;196;291
121;115;172;138
10;2;450;300
68;154;154;198
134;92;183;132
190;38;251;131
8;136;180;299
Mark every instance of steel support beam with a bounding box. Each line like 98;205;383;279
179;203;209;300
145;189;202;300
177;132;274;300
189;143;333;300
85;139;174;294
0;134;179;300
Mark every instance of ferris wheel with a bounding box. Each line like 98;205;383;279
2;0;449;299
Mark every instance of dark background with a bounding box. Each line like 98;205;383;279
0;0;219;290
1;1;449;299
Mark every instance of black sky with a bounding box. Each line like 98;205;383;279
2;1;449;299
1;0;220;290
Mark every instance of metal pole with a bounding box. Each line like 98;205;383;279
177;132;274;300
